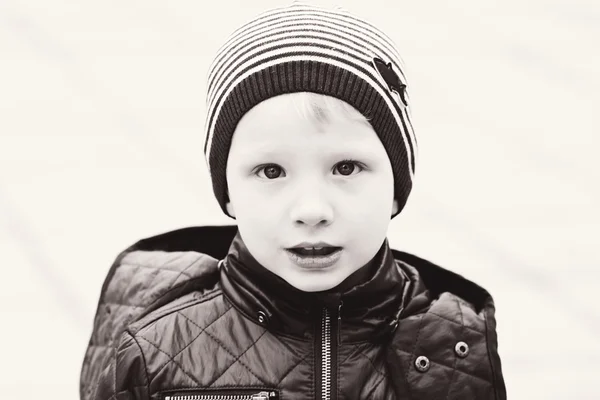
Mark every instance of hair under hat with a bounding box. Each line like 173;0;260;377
204;2;417;219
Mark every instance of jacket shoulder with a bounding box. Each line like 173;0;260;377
81;226;235;400
393;249;493;312
119;287;254;392
127;281;226;336
389;250;507;399
97;248;220;339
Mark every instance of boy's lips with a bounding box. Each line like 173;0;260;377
285;247;343;270
287;241;339;249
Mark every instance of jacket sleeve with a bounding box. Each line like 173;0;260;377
93;331;150;400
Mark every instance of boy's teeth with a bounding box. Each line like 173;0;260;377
292;247;339;256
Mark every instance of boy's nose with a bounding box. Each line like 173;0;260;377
289;189;334;227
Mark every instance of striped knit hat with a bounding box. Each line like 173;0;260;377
204;2;417;219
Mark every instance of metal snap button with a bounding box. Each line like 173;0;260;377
257;311;269;325
414;356;430;372
455;341;469;358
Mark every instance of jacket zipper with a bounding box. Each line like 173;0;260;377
321;307;332;400
164;390;277;400
320;302;342;400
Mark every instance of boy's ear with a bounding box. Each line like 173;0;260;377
391;199;399;216
225;201;236;218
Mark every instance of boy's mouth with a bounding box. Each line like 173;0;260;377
287;247;341;257
284;246;343;269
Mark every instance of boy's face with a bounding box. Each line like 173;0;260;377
225;93;398;292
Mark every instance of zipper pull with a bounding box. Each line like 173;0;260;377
337;300;344;345
252;391;278;399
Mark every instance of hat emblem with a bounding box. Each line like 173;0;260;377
372;57;408;107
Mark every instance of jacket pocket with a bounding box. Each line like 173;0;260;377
162;388;279;400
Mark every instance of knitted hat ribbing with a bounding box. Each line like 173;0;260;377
204;3;417;219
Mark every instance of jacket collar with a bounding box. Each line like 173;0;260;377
127;225;497;343
219;230;411;342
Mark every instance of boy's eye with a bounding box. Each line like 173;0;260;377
333;160;363;176
255;160;364;179
257;164;285;179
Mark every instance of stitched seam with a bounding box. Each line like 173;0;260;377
105;386;150;400
194;286;222;300
428;311;484;334
202;327;269;385
128;331;151;396
104;301;146;309
104;284;205;312
484;308;502;399
147;305;235;379
363;370;387;399
88;346;113;399
104;298;207;316
357;349;386;378
175;306;228;332
447;365;493;385
123;251;187;271
207;329;269;387
94;251;197;398
444;297;464;400
110;256;195;314
339;343;362;365
161;252;189;269
385;343;408;400
404;313;426;400
155;288;222;319
139;297;206;321
117;385;148;389
120;261;194;278
107;267;143;345
346;348;388;399
137;335;201;386
267;331;306;360
167;255;204;289
277;352;311;386
118;257;192;310
134;290;223;334
139;266;165;303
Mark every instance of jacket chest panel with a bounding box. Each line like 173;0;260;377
143;305;396;400
142;307;314;398
337;342;396;399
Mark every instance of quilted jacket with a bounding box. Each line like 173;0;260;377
81;225;506;400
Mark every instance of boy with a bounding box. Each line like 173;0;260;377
81;3;506;399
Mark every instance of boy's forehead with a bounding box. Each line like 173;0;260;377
230;126;382;164
235;95;370;134
234;116;376;146
244;93;298;116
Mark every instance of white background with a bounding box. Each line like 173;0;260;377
0;0;598;398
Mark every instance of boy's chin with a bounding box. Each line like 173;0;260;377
284;274;345;293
